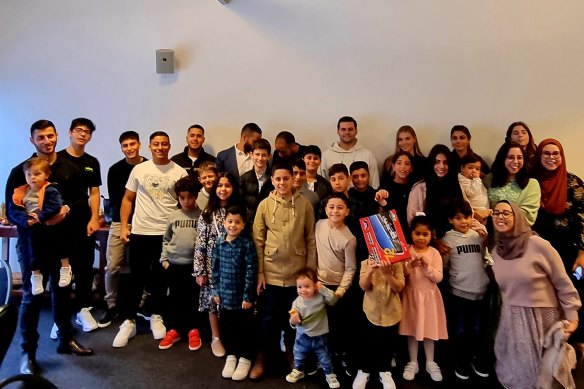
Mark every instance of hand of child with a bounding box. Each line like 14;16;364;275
477;229;487;239
196;275;208;287
289;310;301;325
257;273;266;295
27;213;40;226
315;281;322;291
242;301;252;310
213;296;220;305
564;319;579;338
367;256;380;271
379;260;395;275
434;239;450;257
161;261;170;270
419;256;428;268
375;189;389;205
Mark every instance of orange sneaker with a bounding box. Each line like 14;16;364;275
159;329;181;350
188;329;202;351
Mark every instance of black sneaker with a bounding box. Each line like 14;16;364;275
471;357;490;378
455;363;470;380
98;308;118;328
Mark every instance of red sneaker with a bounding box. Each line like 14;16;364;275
188;329;202;351
159;329;181;350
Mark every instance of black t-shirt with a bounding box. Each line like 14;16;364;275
107;157;147;223
58;149;102;191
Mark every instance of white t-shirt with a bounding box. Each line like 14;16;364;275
126;160;188;235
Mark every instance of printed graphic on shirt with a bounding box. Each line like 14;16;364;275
455;244;481;255
143;173;174;201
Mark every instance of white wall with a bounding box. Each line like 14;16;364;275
1;1;584;222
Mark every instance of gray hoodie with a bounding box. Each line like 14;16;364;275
160;208;201;265
319;140;380;188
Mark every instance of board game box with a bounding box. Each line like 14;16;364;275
360;209;411;263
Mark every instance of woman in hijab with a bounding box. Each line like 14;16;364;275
533;138;584;349
492;200;581;389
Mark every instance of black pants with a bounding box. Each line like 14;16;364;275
165;263;200;336
69;227;96;309
257;285;297;353
16;233;73;356
357;319;398;373
120;234;166;320
220;308;254;360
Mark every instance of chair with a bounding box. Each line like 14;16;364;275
0;304;17;367
0;260;12;305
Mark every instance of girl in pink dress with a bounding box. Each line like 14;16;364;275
399;215;448;383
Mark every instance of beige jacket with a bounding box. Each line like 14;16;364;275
253;190;316;287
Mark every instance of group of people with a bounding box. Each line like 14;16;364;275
4;116;583;389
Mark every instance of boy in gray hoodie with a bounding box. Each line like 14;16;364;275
441;200;490;381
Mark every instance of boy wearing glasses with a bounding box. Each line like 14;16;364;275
57;118;102;332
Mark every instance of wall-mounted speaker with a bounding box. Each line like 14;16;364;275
156;49;174;74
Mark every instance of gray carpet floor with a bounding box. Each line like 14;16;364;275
1;296;582;389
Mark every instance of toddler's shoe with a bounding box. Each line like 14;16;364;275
222;355;237;379
403;361;419;381
232;357;251;381
58;266;72;287
352;370;369;389
326;373;340;389
31;273;44;296
379;371;396;389
426;361;443;382
150;314;166;339
159;329;181;350
286;369;305;383
112;319;136;348
188;328;202;351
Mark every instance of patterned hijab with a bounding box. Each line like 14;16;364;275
495;201;536;260
534;138;568;215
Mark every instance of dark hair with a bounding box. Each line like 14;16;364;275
383;150;414;179
119;131;140;144
276;131;295;145
23;157;51;176
328;163;349;177
251;138;271;154
241;122;262;136
149;131;169;142
337;116;357;130
392;150;414;165
203;172;242;223
349;161;369;174
70;118;96;134
295;267;318;283
491;141;529;189
410;214;433;232
450;125;471;139
325;192;349;207
188;124;205;134
226;205;247;224
448;199;473;218
271;161;294;176
427;144;452;178
30;119;56;136
174;176;201;196
506;121;537;158
460;152;481;168
303;145;322;158
291;158;306;171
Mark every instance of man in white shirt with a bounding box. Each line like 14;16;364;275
112;131;188;348
319;116;380;188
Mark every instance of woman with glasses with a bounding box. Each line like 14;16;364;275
484;141;541;226
532;138;584;353
491;200;580;389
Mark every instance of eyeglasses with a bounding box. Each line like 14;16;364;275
492;210;514;218
542;151;561;158
72;127;92;135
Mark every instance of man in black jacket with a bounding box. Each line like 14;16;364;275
170;124;216;178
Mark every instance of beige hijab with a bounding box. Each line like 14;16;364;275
495;201;536;260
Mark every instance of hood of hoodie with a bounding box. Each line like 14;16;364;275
329;140;364;153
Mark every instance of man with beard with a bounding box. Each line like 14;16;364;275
170;124;216;178
216;123;262;184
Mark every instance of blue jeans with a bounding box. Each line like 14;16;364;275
293;332;333;374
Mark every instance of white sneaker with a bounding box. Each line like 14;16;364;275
150;314;166;339
31;273;44;295
403;361;419;381
222;355;237;379
286;369;305;383
379;371;396;389
211;337;226;357
112;320;136;348
426;361;443;382
58;266;72;287
76;307;98;332
326;373;341;389
232;357;251;381
49;322;58;340
352;370;369;389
